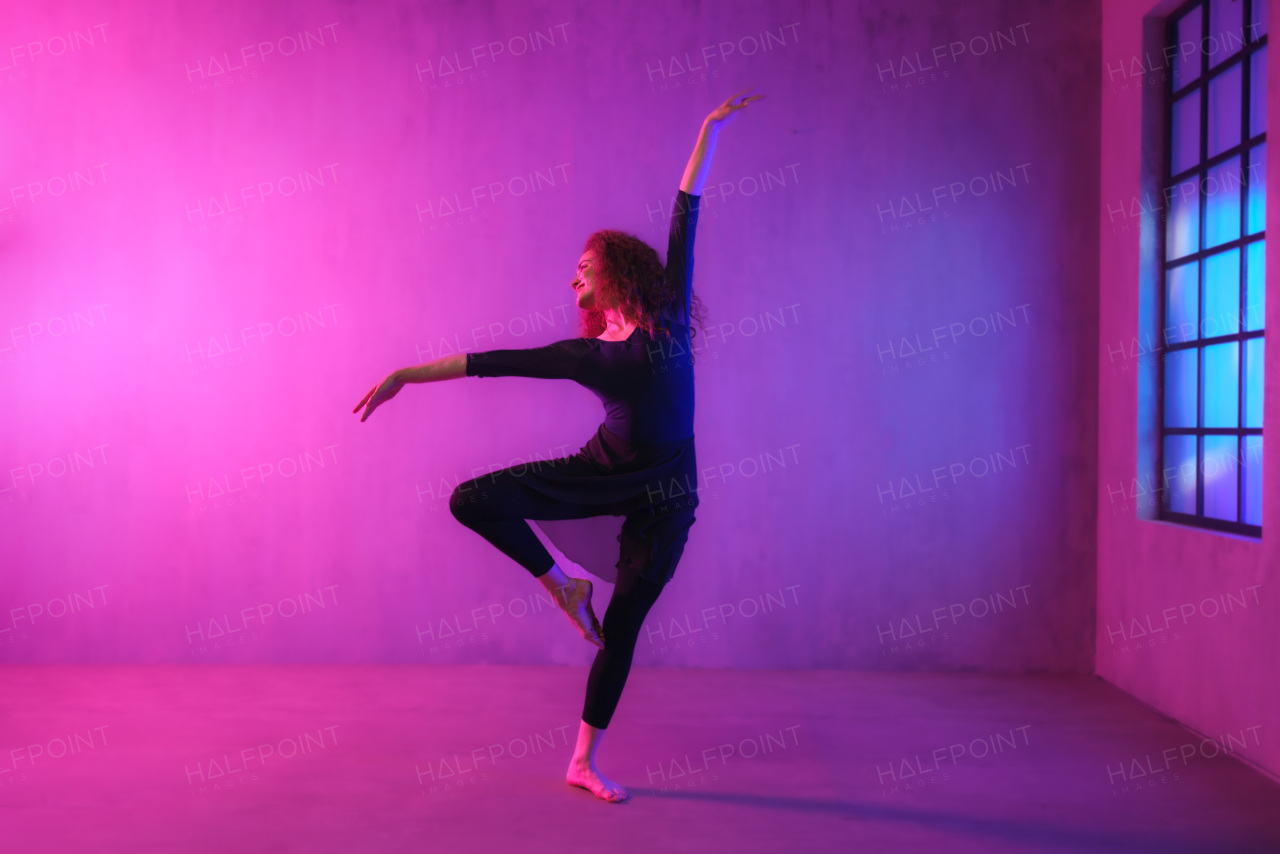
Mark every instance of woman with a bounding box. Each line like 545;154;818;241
355;89;764;803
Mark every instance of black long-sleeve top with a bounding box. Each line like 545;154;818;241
466;190;700;445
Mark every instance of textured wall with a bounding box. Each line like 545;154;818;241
1099;0;1280;778
0;0;1098;671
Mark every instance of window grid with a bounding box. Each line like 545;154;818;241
1158;0;1266;535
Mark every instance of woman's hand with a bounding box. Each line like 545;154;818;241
353;371;405;422
704;87;765;132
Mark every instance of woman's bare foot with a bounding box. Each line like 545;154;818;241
567;759;629;802
553;577;605;649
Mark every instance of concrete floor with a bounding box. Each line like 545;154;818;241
1;666;1278;853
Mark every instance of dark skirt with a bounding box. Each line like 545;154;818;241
526;423;699;585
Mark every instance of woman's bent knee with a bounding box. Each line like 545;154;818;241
448;479;489;525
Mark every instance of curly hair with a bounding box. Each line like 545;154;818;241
578;229;707;349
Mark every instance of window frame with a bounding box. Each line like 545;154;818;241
1156;0;1266;536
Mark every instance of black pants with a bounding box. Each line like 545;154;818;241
449;464;667;730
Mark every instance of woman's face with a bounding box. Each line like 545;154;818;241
573;249;610;311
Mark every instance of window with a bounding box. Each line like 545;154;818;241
1160;0;1267;534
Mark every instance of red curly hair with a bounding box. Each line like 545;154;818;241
578;229;707;348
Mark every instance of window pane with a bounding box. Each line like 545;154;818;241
1202;341;1240;427
1206;155;1242;247
1175;8;1204;89
1172;91;1202;174
1246;239;1266;330
1203;248;1240;337
1167;177;1201;260
1210;0;1245;68
1243;435;1263;525
1252;0;1269;40
1250;46;1267;137
1209;61;1242;157
1203;434;1240;520
1166;347;1199;426
1247;143;1266;234
1245;336;1264;427
1166;261;1200;344
1164;434;1198;513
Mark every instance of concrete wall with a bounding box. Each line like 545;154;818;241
0;0;1099;672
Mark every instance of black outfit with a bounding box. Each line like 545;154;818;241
449;189;700;729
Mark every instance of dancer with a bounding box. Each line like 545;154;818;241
355;89;764;802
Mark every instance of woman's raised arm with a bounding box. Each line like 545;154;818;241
679;87;765;196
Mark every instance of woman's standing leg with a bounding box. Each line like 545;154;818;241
566;505;693;802
566;565;665;802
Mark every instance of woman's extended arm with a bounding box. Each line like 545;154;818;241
399;354;467;383
353;354;465;422
679;87;765;195
355;337;587;423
